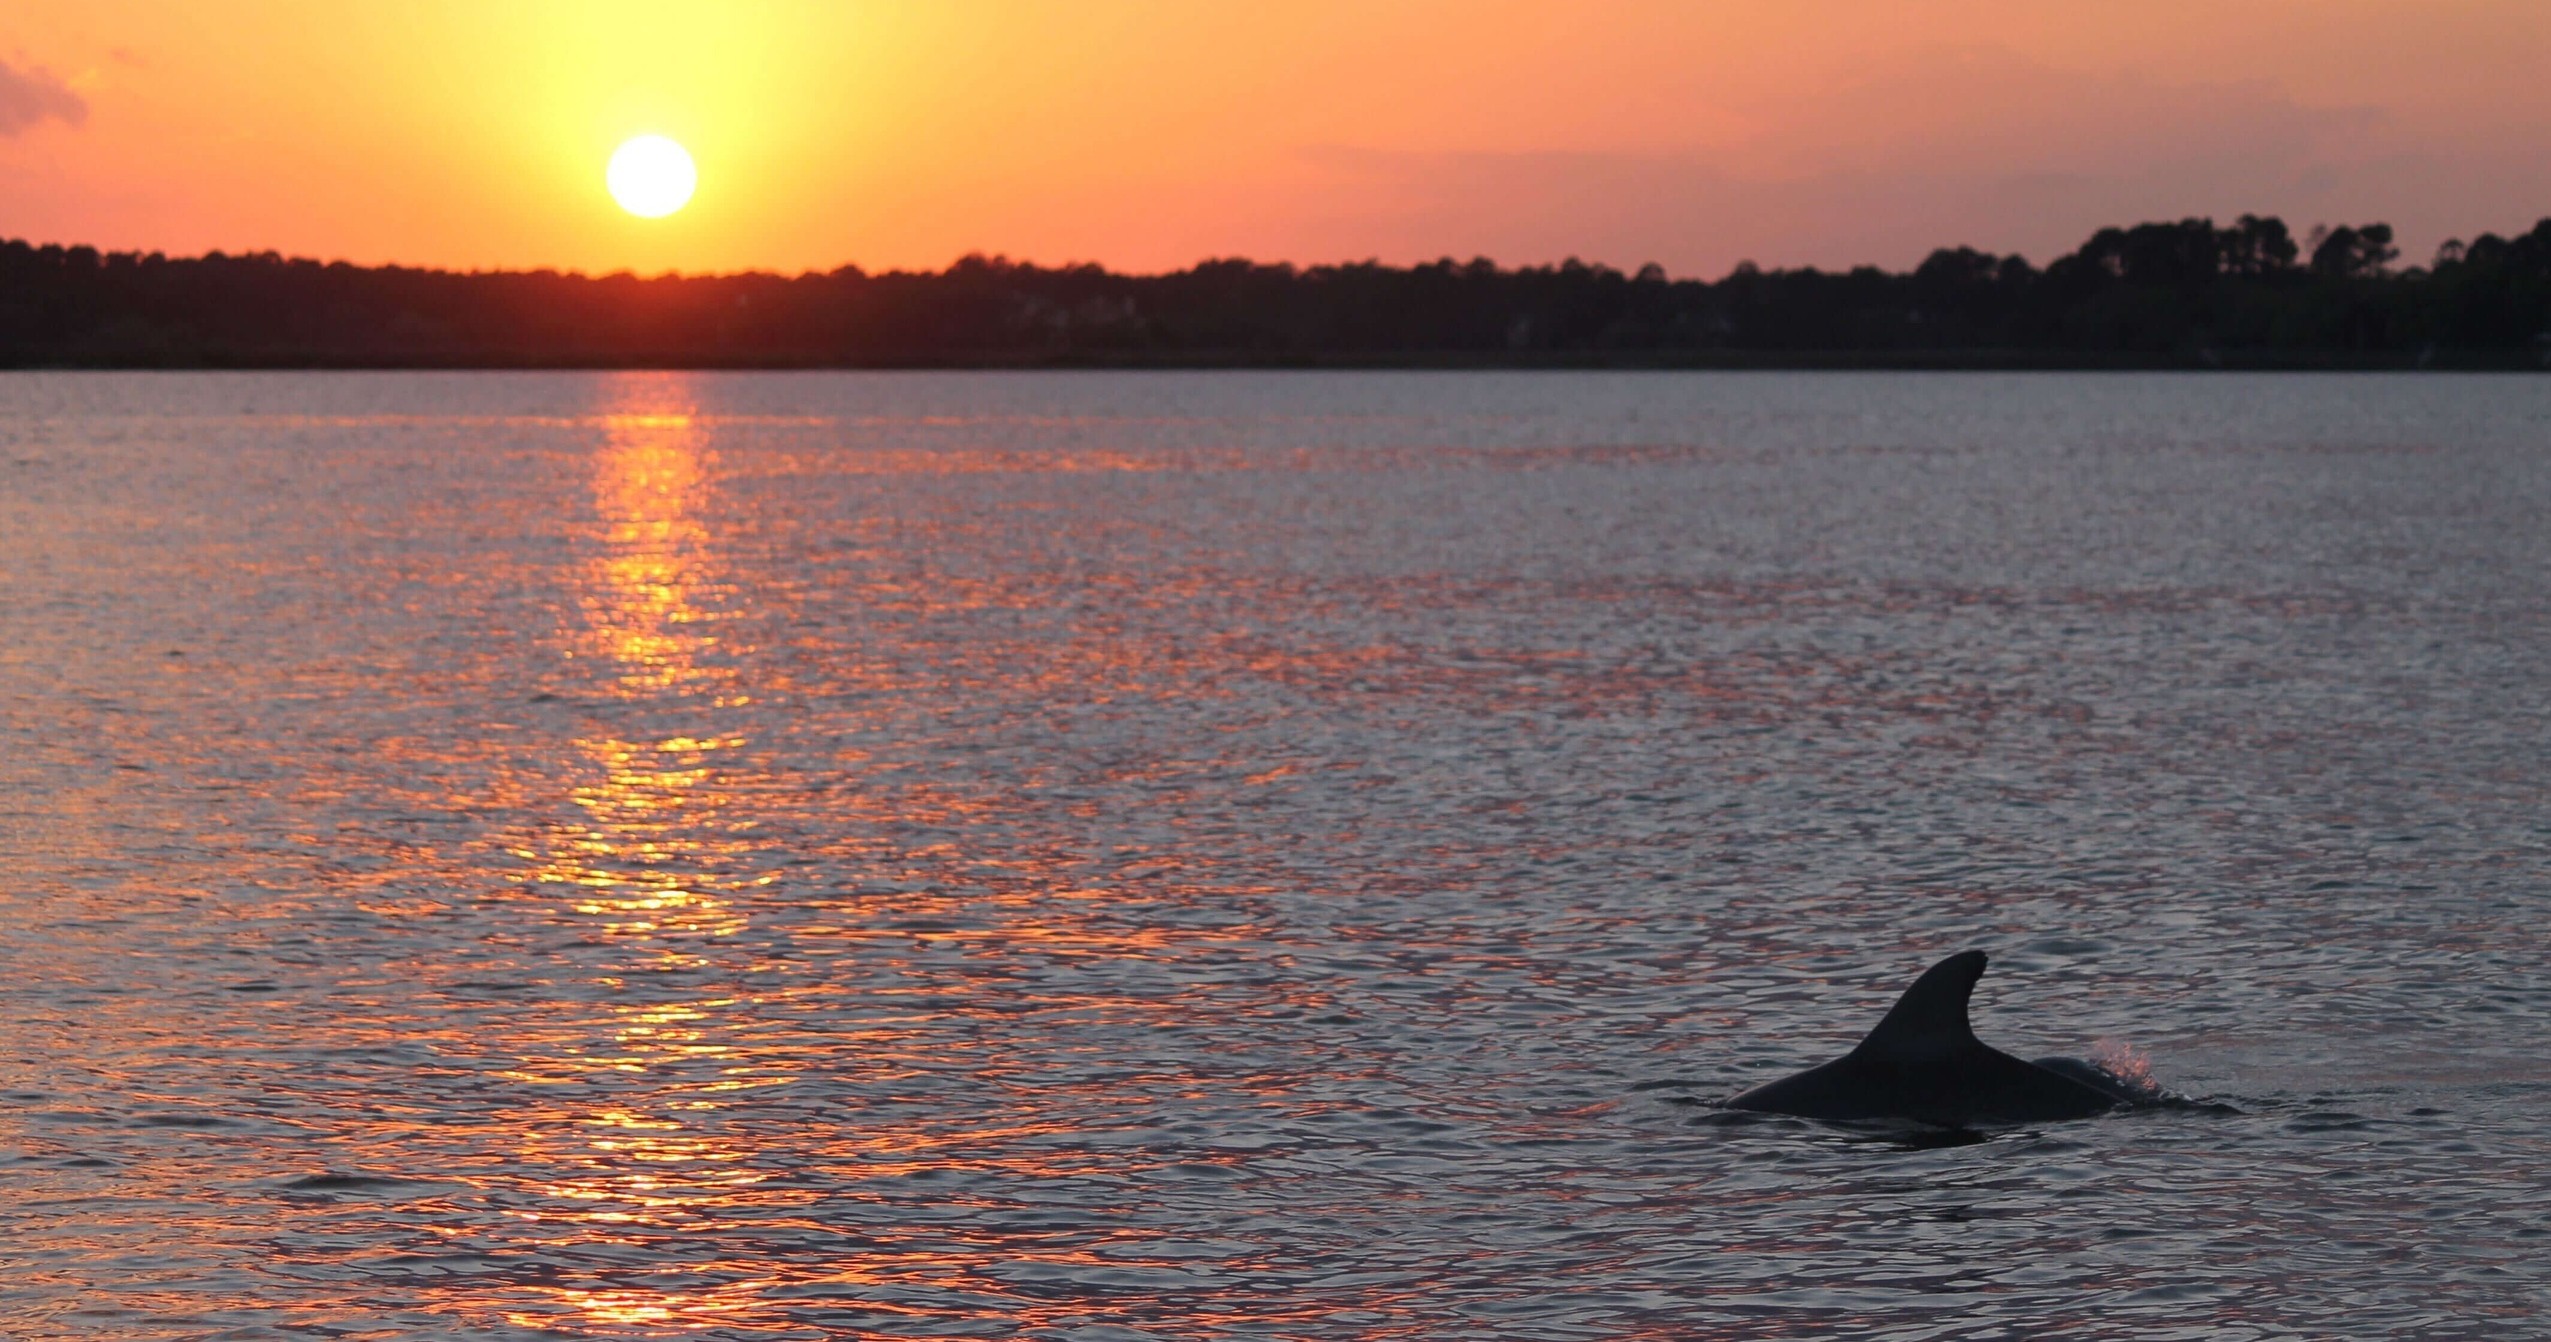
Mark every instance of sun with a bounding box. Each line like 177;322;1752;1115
607;136;696;219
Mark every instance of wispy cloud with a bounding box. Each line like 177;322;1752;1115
0;58;87;138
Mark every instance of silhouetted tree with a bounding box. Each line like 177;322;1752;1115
2221;214;2300;276
2308;223;2399;278
4;215;2547;367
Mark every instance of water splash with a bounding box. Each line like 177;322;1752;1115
2091;1038;2165;1100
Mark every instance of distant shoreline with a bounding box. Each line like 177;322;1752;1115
9;214;2549;372
4;350;2544;372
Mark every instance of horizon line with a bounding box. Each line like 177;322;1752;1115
12;210;2534;286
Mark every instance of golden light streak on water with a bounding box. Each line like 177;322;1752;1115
496;375;779;1329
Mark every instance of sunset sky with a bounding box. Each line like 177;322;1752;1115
4;1;2547;278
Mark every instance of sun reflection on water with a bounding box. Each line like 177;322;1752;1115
511;375;785;1330
581;403;731;694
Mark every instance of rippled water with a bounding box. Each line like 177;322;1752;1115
2;371;2546;1339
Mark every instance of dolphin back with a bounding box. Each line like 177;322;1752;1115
1727;950;2125;1127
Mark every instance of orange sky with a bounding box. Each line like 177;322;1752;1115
4;1;2547;277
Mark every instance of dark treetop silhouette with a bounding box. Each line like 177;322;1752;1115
5;214;2549;368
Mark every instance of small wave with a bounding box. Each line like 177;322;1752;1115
279;1172;424;1191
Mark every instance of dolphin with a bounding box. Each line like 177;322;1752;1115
1727;950;2143;1127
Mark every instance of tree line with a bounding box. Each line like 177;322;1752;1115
4;214;2549;368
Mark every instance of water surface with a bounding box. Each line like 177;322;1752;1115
2;372;2546;1338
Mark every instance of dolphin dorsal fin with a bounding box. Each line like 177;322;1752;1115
1854;950;1988;1061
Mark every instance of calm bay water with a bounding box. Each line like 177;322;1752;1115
1;371;2546;1339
